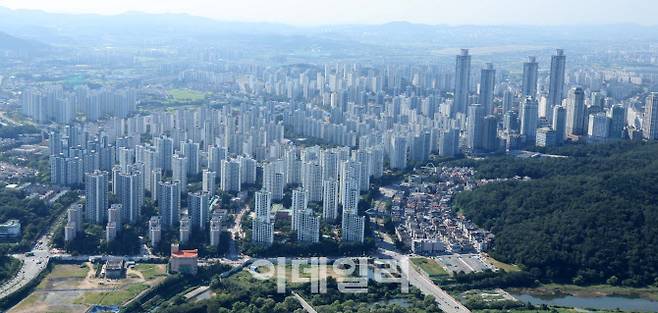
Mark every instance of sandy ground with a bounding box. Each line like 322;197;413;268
10;263;166;313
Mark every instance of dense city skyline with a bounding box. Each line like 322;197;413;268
1;2;658;313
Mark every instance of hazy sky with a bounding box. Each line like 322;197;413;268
0;0;654;26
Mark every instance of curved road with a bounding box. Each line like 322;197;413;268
0;198;77;301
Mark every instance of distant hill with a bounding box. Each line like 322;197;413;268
0;5;657;50
0;31;46;51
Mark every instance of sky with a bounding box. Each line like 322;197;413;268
0;0;654;26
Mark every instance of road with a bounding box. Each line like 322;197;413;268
0;234;51;299
0;111;22;127
0;198;77;300
377;243;470;313
227;205;249;259
292;291;318;313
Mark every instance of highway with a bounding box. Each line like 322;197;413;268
377;243;470;313
0;198;76;301
0;234;51;299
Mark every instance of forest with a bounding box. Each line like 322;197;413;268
453;141;658;286
0;188;79;253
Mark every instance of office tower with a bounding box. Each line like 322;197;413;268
453;49;471;116
566;87;586;137
158;181;181;229
301;162;323;202
320;149;339;181
342;185;360;217
252;190;274;245
150;168;162;200
479;63;496;114
643;93;658;140
111;165;122;195
115;171;141;224
180;140;200;175
591;91;604;109
98;145;115;172
339;160;361;206
82;150;100;175
66;157;83;185
352;149;372;192
341;212;365;243
536;127;557;147
482;115;499;152
547;49;566;120
467;104;485;151
389;136;407;170
118;147;134;173
209;214;222;247
155;136;173;171
291;188;308;231
179;216;191;245
207;145;227;177
552;105;567;145
239;156;257;185
128;164;144;206
367;147;384;178
48;131;63;156
588;113;610;142
254;190;272;220
340;180;364;243
106;204;121;242
143;149;158;194
296;210;320;243
172;154;188;193
50;155;83;187
149;216;161;247
49;155;66;186
251;216;274;245
285;148;302;185
502;89;514;113
409;131;430;164
520;97;539;143
220;159;241;193
188;192;210;231
85;170;109;224
202;170;216;197
263;162;284;200
522;56;539;97
322;180;339;221
609;105;626;139
64;204;83;242
439;128;460;157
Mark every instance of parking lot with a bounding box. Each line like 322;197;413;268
436;253;495;274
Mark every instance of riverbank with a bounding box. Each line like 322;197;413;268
510;283;658;301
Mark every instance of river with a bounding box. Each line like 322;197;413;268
512;293;658;312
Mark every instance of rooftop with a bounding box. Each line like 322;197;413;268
172;249;198;258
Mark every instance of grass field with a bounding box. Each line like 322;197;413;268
483;254;522;272
36;264;89;289
134;264;166;280
74;283;149;305
515;283;658;301
167;88;206;102
410;257;449;277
